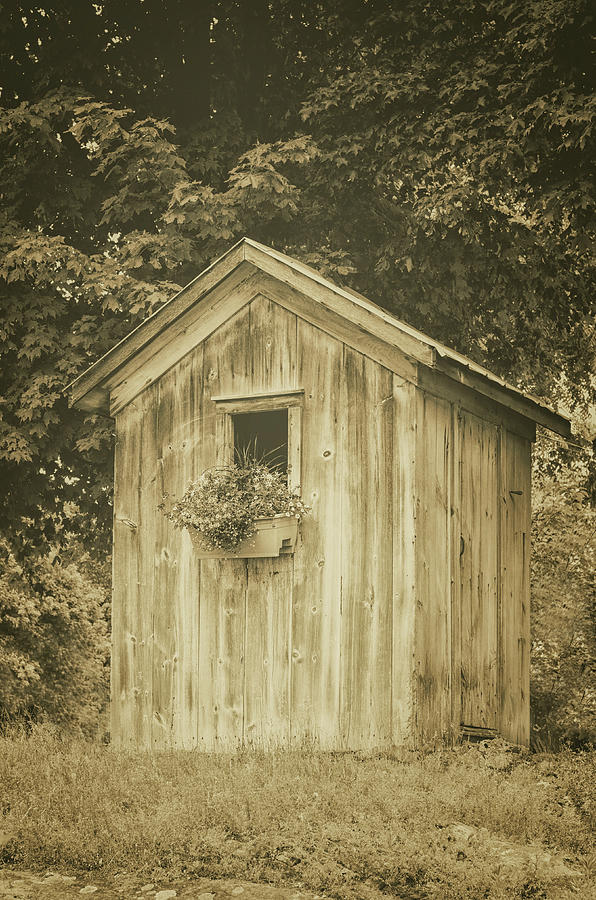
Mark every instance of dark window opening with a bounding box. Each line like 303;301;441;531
233;409;288;475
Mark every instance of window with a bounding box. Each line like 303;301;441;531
212;389;303;492
233;408;288;474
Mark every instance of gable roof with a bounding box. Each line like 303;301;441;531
66;237;570;436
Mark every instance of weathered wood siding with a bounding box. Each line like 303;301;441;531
112;400;144;747
339;350;393;748
391;377;417;743
111;283;533;750
409;398;532;747
154;355;201;749
498;429;531;746
112;289;409;750
291;320;344;746
459;413;499;731
413;393;453;743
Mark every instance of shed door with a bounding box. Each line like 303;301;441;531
459;416;499;730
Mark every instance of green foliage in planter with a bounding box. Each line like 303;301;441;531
164;460;309;552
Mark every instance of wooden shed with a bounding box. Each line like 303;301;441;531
68;238;570;751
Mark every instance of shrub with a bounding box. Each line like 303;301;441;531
0;539;109;735
531;443;596;750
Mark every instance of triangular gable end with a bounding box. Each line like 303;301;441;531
66;238;571;437
67;239;437;416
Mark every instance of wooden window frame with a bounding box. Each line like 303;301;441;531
212;389;303;493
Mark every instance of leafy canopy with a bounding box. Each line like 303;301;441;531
0;0;594;555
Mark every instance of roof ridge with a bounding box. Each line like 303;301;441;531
66;237;570;437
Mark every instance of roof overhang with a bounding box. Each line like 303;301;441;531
66;237;571;438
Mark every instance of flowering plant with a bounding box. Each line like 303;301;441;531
163;459;309;552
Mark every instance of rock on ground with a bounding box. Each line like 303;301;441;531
0;870;325;900
441;823;582;884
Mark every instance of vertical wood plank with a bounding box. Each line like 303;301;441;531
287;406;302;492
187;345;205;748
242;295;297;745
391;376;417;744
497;425;507;739
449;403;462;741
152;374;177;749
216;404;234;465
136;387;158;748
292;322;344;747
340;349;393;750
459;413;499;730
152;350;202;749
482;421;499;728
198;306;253;748
198;559;247;750
414;393;452;744
248;294;297;393
518;436;531;747
244;557;292;747
459;416;474;727
499;430;531;745
112;401;143;747
183;346;204;748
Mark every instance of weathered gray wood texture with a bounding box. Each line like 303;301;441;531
111;285;532;750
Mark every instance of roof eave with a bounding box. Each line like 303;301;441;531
66;237;573;438
65;239;249;412
434;355;571;438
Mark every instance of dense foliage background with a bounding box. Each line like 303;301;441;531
0;0;593;740
531;434;595;748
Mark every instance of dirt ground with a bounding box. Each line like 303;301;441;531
0;869;325;900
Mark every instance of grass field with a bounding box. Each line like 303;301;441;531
0;727;594;899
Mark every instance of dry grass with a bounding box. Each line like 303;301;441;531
0;727;594;899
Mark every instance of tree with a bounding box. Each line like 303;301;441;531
293;0;595;394
0;0;593;561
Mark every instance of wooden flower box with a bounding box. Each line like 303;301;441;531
187;515;299;559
